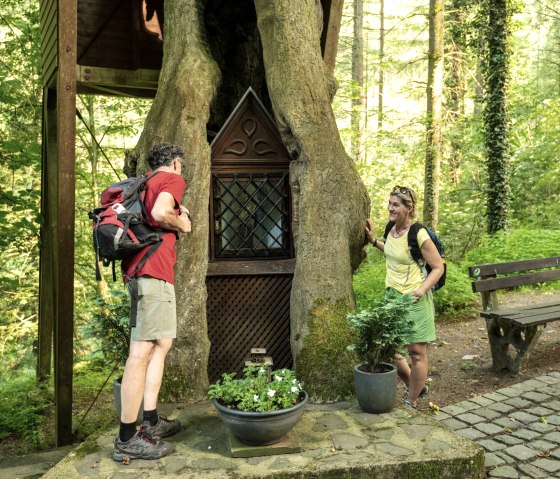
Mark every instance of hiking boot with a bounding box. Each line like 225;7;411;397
112;429;173;462
142;415;181;440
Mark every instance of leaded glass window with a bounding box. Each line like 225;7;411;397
212;173;291;258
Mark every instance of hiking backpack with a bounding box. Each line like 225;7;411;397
383;221;446;291
88;172;164;281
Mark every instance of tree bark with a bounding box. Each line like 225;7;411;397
133;0;220;402
378;0;385;130
255;0;370;401
424;0;444;230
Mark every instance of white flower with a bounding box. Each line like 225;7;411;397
267;389;276;397
291;386;299;393
274;375;282;382
292;379;297;384
282;369;286;374
259;368;266;374
253;394;259;401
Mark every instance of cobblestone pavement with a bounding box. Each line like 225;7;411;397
433;371;560;478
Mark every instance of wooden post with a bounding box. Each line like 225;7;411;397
54;0;77;446
37;88;57;381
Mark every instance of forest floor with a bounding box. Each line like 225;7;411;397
1;290;559;461
413;290;560;412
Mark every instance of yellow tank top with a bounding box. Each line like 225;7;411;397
384;228;431;294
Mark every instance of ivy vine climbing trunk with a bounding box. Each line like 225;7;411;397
482;0;511;234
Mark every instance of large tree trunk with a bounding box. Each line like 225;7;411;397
133;0;220;402
132;0;368;402
255;0;370;401
424;0;444;230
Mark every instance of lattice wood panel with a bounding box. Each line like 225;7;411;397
206;275;293;382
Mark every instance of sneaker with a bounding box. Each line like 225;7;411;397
113;429;173;461
142;415;181;440
403;398;418;409
404;385;429;400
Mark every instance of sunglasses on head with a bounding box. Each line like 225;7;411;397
391;186;415;202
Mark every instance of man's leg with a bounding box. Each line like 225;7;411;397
120;340;155;424
143;338;173;410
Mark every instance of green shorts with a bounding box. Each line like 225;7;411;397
386;288;436;345
128;277;177;341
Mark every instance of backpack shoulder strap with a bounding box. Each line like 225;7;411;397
408;222;424;262
383;221;395;241
123;170;160;200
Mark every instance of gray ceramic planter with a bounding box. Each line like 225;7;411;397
353;363;397;413
213;392;308;445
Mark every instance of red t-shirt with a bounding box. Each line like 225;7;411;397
121;171;186;284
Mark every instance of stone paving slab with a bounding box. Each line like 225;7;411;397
41;401;483;479
435;372;560;479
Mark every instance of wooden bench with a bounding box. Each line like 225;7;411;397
468;256;560;373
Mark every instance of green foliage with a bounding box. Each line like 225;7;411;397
82;289;130;365
346;290;414;370
431;261;477;318
463;228;560;267
0;371;52;443
208;366;304;412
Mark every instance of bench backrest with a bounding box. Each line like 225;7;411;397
469;256;560;293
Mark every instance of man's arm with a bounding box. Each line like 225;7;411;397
151;191;191;233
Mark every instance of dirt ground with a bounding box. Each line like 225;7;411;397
412;290;560;411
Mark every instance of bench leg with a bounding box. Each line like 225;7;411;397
485;318;544;374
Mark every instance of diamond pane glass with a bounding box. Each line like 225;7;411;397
212;173;291;258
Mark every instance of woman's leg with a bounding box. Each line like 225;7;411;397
395;353;411;388
405;342;428;404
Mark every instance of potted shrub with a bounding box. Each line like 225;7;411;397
208;366;308;446
346;291;414;413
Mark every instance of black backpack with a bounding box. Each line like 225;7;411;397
383;221;446;291
88;172;164;281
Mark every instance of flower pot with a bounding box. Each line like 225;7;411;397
213;391;308;446
353;363;397;413
113;377;143;425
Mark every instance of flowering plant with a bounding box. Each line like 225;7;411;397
208;366;304;412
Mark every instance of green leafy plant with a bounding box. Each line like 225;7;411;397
208;366;304;412
346;291;414;372
82;289;130;366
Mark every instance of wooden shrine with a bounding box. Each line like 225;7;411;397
38;0;343;445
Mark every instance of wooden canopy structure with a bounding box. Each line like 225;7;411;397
38;0;343;445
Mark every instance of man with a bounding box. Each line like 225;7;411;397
113;143;192;461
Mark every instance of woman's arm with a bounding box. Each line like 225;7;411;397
411;239;444;297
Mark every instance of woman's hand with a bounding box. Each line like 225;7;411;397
365;219;376;244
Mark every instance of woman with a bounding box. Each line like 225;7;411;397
365;186;444;408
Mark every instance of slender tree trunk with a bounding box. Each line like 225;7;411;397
378;0;385;130
483;0;510;234
424;0;444;230
351;0;365;163
255;0;370;401
133;0;220;402
446;0;466;186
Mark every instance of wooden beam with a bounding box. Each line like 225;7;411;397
321;0;344;72
54;0;77;447
77;65;160;91
469;256;560;278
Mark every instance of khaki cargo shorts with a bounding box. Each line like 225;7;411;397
128;276;177;341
